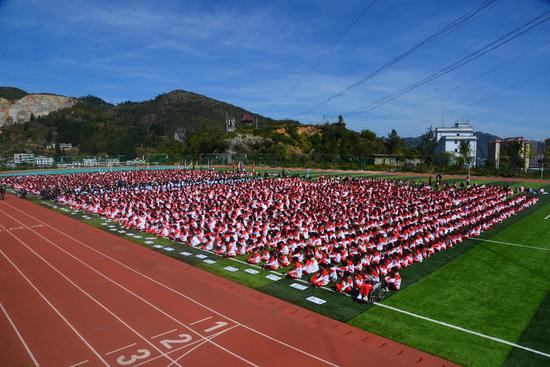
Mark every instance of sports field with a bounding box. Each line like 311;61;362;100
1;167;548;367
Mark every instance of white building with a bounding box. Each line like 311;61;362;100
435;121;477;166
82;158;97;166
35;156;54;166
14;153;35;164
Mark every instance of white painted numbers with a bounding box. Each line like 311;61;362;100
116;348;151;365
112;319;233;365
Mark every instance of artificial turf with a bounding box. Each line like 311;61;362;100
349;185;550;367
25;171;550;367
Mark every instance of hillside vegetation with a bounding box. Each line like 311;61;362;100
0;89;407;163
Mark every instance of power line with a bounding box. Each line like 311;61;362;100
407;39;550;111
349;8;550;114
447;66;550;115
265;0;377;115
294;0;498;118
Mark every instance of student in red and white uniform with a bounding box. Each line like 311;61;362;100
385;270;401;290
264;254;280;270
287;261;304;279
304;257;319;275
311;267;330;287
247;251;261;264
336;273;353;294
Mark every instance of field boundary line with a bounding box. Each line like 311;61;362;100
0;207;257;367
0;245;109;366
0;302;40;367
372;302;550;358
471;238;550;251
1;200;341;367
0;220;183;367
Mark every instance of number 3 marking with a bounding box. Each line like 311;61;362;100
160;334;193;349
116;348;151;365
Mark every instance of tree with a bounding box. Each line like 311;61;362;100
500;140;523;176
458;140;472;168
385;129;405;154
417;127;437;165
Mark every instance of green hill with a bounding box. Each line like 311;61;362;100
0;86;28;100
0;88;401;164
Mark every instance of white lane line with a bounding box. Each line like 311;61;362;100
4;202;340;367
189;316;212;325
67;359;89;367
150;329;177;340
545;214;550;220
0;302;40;367
0;247;109;366
471;238;550;252
105;342;137;355
0;220;182;367
373;302;550;358
0;207;257;367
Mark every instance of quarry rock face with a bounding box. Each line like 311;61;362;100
0;94;77;127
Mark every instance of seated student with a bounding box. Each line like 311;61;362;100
224;242;237;257
335;272;353;294
311;266;330;287
246;251;261;264
304;256;319;275
287;261;304;279
385;270;401;290
328;266;339;282
264;254;280;270
260;249;270;262
278;253;290;267
356;280;374;302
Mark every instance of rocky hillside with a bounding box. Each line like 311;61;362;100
0;86;394;161
0;87;77;127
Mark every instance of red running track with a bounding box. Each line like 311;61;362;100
0;195;458;367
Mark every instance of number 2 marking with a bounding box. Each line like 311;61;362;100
116;348;151;365
204;321;228;333
160;334;193;349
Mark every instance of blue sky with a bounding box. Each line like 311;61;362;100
1;0;549;139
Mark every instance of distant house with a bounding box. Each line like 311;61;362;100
35;156;54;166
82;158;97;166
126;158;145;166
435;121;477;166
372;154;424;167
14;153;35;164
46;143;73;150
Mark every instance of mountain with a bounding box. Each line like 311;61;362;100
0;88;294;157
0;87;413;162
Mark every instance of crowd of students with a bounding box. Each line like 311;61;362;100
1;170;539;301
0;169;252;198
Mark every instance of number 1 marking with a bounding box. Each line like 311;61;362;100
204;321;228;333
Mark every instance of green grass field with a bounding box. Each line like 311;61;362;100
32;170;550;367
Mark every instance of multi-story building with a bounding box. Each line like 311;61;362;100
435;121;477;166
13;153;35;164
35;156;54;166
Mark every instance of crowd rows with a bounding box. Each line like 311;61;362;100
0;169;252;198
1;170;538;301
